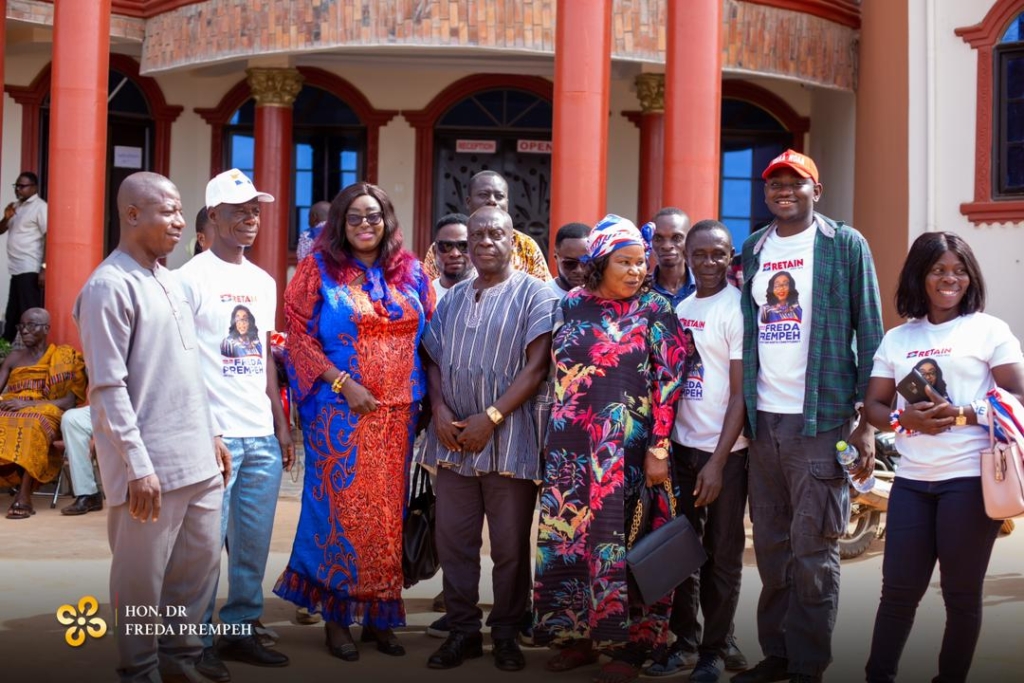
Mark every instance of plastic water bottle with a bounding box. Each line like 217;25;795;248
836;441;876;494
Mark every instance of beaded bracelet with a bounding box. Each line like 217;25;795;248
889;409;915;435
331;372;349;394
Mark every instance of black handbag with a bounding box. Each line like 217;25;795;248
626;480;707;605
402;464;440;588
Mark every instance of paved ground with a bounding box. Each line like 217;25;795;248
2;468;1023;683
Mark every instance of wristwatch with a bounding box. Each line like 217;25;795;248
648;447;669;461
955;405;967;427
485;406;504;425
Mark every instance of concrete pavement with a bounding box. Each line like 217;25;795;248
2;474;1023;683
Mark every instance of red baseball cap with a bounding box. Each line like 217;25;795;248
761;149;819;183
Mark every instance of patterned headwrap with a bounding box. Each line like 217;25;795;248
581;214;653;264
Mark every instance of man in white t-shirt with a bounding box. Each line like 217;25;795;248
648;221;748;683
735;151;884;683
0;172;47;343
547;222;589;300
431;213;474;302
179;169;295;680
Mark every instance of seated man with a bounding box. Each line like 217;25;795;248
0;308;87;518
59;405;103;516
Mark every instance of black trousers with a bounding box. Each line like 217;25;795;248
4;272;42;343
435;467;538;640
669;444;748;656
865;476;1000;683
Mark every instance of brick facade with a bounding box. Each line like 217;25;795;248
7;0;145;41
5;1;857;90
135;0;856;90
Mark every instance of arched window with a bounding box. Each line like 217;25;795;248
199;68;395;255
221;87;366;250
995;12;1024;196
957;0;1024;222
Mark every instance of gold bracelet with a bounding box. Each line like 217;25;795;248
485;405;504;425
331;372;349;394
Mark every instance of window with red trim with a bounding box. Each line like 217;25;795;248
957;0;1024;223
995;14;1024;196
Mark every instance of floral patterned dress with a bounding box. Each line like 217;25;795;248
533;288;686;655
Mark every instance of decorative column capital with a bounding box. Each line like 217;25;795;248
246;67;304;107
635;73;665;114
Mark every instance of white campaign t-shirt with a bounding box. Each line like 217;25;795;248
751;225;815;413
178;251;277;438
872;313;1024;481
673;286;749;452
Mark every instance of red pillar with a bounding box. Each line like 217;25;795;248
48;0;111;348
549;0;612;269
246;67;302;330
0;0;6;166
663;0;723;220
634;73;665;223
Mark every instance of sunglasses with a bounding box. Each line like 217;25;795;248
346;212;383;227
436;240;469;254
16;322;49;332
12;183;34;189
558;258;586;271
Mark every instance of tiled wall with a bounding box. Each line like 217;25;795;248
5;0;857;91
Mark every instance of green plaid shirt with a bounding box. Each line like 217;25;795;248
741;214;884;437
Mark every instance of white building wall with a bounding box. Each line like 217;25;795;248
910;0;1024;337
809;88;856;225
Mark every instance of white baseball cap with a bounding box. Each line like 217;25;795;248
205;168;275;209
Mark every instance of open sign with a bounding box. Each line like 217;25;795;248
517;140;552;154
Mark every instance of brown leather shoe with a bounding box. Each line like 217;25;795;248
60;493;103;516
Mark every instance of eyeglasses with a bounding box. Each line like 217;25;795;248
558;258;586;271
346;212;383;227
436;240;469;254
12;183;34;189
766;180;813;192
16;322;49;332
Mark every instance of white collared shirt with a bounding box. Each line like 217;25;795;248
7;194;47;274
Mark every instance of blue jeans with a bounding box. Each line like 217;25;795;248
865;476;1000;683
201;435;283;646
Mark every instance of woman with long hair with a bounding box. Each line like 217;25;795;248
533;215;687;683
274;182;434;662
863;231;1024;682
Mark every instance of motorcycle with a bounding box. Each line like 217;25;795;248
838;432;899;560
839;432;1017;559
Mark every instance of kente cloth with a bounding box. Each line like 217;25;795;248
274;251;433;628
533;289;686;653
0;344;87;485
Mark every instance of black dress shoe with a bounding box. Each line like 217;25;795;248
492;638;526;671
60;493;103;516
731;656;789;683
195;647;231;683
360;626;406;656
216;635;289;667
427;631;484;669
324;625;359;662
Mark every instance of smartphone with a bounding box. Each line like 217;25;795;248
896;368;931;404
